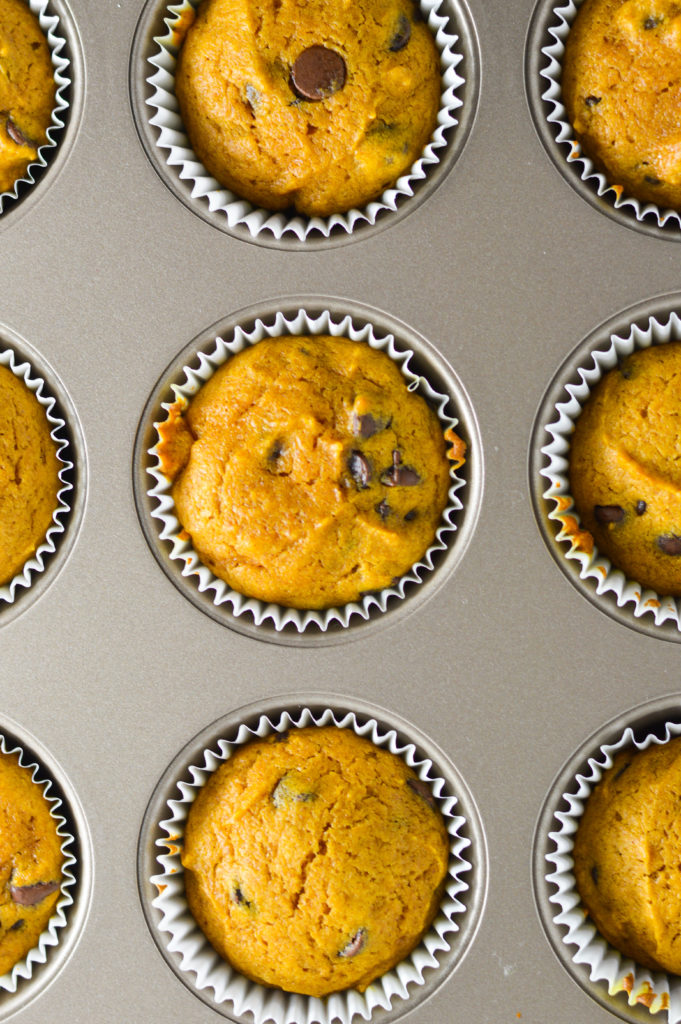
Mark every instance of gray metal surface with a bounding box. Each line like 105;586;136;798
2;0;680;1021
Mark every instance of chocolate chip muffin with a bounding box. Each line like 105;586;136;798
562;0;681;210
182;726;450;996
0;364;61;587
569;342;681;595
175;0;441;216
156;336;464;610
0;750;63;976
0;0;56;195
573;737;681;974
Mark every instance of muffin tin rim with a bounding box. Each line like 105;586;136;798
137;690;489;1024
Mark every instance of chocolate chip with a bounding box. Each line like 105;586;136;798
380;450;420;487
593;504;625;524
585;95;601;107
658;534;681;556
376;499;391;519
389;14;411;51
636;500;647;516
290;46;346;101
352;412;389;438
644;15;661;28
9;881;59;906
404;509;418;521
8;919;25;932
407;777;436;809
232;885;252;908
339;927;367;958
268;440;283;461
645;174;662;185
348;450;372;489
591;864;599;887
6;118;28;146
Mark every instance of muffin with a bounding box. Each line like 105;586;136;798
156;335;464;610
562;0;681;210
0;749;63;977
573;736;681;974
569;341;681;596
175;0;441;217
182;726;450;996
0;363;61;586
0;0;56;195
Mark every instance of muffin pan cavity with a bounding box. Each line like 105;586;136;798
129;0;479;249
530;293;681;642
137;693;487;1024
133;296;482;646
0;715;92;1021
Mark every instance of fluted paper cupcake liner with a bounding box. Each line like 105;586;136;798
0;345;74;608
149;704;476;1024
539;308;681;633
545;718;681;1021
143;0;466;243
538;0;681;232
145;306;468;634
0;731;77;995
0;0;70;215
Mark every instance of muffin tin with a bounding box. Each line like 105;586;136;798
5;0;681;1021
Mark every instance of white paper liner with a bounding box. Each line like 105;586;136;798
144;0;465;242
0;731;77;995
540;310;681;632
150;706;472;1024
540;0;681;231
545;720;681;1020
146;307;467;633
0;345;74;607
0;0;70;214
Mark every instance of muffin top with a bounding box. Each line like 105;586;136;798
0;0;56;195
157;336;464;609
0;750;63;977
181;726;450;996
569;342;681;596
574;737;681;974
562;0;681;209
175;0;441;216
0;364;61;587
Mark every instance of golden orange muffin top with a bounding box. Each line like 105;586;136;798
175;0;441;216
157;336;463;609
182;727;450;996
0;364;61;587
0;0;56;195
574;737;681;974
563;0;681;209
0;750;63;977
569;342;681;595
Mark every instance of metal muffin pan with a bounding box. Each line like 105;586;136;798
4;0;681;1021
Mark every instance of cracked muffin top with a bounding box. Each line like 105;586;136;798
156;335;464;610
0;0;56;195
0;750;63;977
562;0;681;210
0;364;60;587
569;341;681;596
181;726;450;996
174;0;441;216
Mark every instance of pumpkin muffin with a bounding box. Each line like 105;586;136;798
182;726;450;996
573;737;681;974
569;342;681;595
0;0;56;195
156;336;464;610
0;364;61;587
0;750;63;976
175;0;441;216
562;0;681;210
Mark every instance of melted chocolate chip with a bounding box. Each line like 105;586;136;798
389;14;411;51
232;885;252;908
644;174;662;185
290;46;346;101
407;777;436;809
380;450;421;487
352;412;389;438
8;919;25;932
376;499;391;520
339;927;367;958
348;450;372;489
404;509;418;521
9;881;59;907
591;864;599;887
594;504;625;524
585;95;601;107
6;118;28;146
658;534;681;556
644;15;661;28
636;500;647;516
